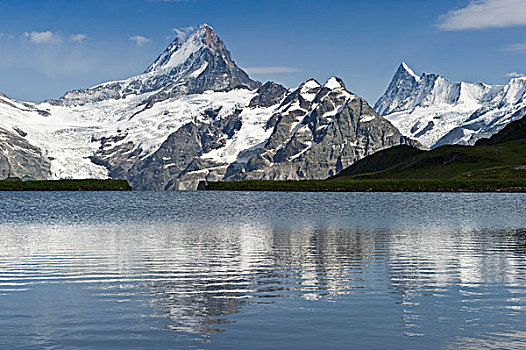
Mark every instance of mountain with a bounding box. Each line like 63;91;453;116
0;25;418;189
123;77;419;189
475;113;526;146
51;24;260;107
375;62;526;149
0;93;52;180
334;114;526;181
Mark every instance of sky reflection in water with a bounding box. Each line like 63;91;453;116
0;191;525;349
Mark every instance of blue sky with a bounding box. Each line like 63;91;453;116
0;0;525;103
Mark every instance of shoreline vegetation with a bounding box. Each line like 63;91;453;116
204;179;526;193
0;179;131;191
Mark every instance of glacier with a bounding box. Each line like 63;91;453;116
375;62;526;148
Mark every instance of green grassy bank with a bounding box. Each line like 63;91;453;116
206;178;526;192
0;179;131;191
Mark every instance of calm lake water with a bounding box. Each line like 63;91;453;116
0;191;525;349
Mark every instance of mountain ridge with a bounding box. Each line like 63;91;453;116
48;24;260;108
0;25;420;189
375;62;526;149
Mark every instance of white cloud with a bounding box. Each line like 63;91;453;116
438;0;526;31
507;72;526;78
23;31;60;44
129;35;151;46
172;26;195;41
244;66;301;74
70;34;88;43
505;40;526;51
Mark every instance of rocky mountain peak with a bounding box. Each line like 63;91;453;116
374;62;423;115
145;24;228;74
400;62;420;81
200;24;226;52
249;81;288;108
323;77;346;90
278;77;352;112
52;24;260;106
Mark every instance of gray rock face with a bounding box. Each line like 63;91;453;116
0;128;51;180
90;130;143;180
127;111;243;190
249;82;288;108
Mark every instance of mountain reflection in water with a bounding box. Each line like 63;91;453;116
0;192;525;349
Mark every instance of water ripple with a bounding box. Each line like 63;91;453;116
0;192;525;349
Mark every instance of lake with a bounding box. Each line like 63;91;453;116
0;191;525;349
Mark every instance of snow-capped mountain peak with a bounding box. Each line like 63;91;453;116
374;62;423;116
324;77;346;90
301;78;321;90
400;61;420;81
297;79;321;102
376;63;526;148
51;23;260;107
145;24;225;74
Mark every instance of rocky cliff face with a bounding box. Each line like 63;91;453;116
0;25;419;188
375;62;526;148
0;127;51;180
111;77;419;190
226;78;417;182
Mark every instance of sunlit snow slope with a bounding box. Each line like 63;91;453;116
375;63;526;148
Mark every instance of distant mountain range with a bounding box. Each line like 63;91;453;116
334;113;526;182
0;24;417;189
0;25;524;189
375;62;526;149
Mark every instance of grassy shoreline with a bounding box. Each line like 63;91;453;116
0;179;131;191
205;179;526;193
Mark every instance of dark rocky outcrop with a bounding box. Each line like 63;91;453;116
249;82;288;108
